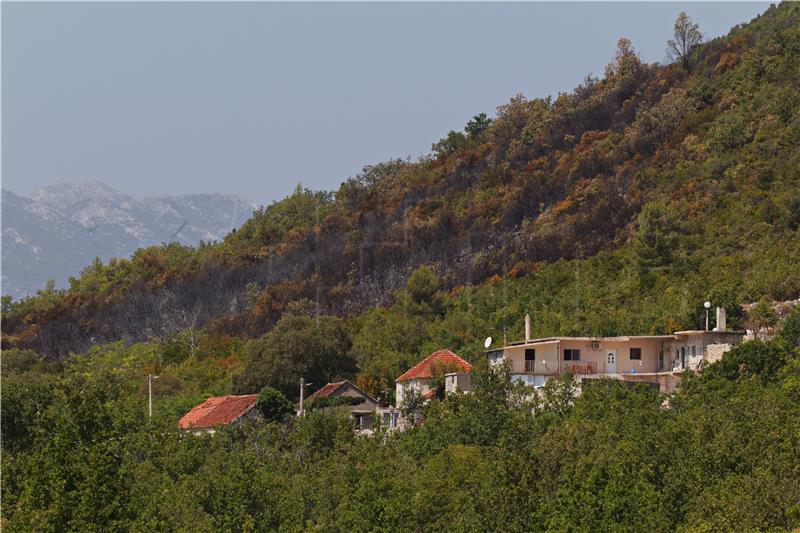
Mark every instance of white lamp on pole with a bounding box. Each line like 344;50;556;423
704;301;711;331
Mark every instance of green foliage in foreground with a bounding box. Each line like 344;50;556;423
306;395;363;411
3;335;800;532
256;386;295;423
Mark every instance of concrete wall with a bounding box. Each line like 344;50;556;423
666;331;745;370
444;372;472;394
395;378;433;407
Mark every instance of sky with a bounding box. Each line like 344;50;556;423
2;2;769;205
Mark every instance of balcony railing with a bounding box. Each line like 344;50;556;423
513;360;599;375
559;361;598;375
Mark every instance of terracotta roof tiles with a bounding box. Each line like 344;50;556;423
396;349;472;382
178;394;258;429
306;381;347;401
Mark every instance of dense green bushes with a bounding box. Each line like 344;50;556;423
3;334;799;531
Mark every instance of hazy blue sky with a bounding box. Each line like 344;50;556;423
3;2;768;204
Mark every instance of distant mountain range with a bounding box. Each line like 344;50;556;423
2;181;256;299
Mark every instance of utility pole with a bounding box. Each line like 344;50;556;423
298;378;311;417
148;374;159;422
299;378;306;417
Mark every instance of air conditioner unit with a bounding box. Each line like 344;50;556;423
591;341;601;350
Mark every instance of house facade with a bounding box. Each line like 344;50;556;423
489;313;745;393
305;380;380;430
395;349;472;406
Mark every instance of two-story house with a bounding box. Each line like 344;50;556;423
488;311;745;393
395;349;472;406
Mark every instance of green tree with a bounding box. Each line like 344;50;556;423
667;12;703;69
233;312;355;400
257;386;295;422
465;113;493;140
632;202;680;271
777;305;800;350
702;340;789;384
750;299;778;334
432;130;467;157
404;265;445;315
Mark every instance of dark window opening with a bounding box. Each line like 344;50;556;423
564;349;581;361
630;348;642;360
524;349;535;371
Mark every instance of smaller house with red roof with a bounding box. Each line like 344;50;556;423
395;349;472;407
305;380;379;430
178;394;259;433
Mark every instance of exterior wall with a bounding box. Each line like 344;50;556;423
376;407;402;430
310;382;379;429
500;341;559;374
498;332;746;378
501;338;667;376
444;372;472;394
666;331;745;370
617;373;682;394
331;382;379;414
395;378;433;407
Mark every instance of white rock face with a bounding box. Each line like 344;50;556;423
2;181;256;299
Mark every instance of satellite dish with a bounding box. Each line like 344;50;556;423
484;337;492;349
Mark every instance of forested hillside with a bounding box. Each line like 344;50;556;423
4;3;799;360
3;5;800;531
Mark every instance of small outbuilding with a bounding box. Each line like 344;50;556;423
305;380;379;430
178;394;259;433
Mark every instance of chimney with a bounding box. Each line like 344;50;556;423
716;307;726;332
525;314;531;342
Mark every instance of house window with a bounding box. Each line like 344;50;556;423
564;349;580;361
691;345;696;357
630;348;642;360
512;375;546;388
487;349;504;365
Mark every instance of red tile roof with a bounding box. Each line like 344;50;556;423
306;380;377;404
396;349;472;382
307;381;347;401
178;394;258;429
422;389;438;400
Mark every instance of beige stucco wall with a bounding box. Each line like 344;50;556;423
503;338;667;375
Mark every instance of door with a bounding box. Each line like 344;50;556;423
524;348;536;372
606;349;617;373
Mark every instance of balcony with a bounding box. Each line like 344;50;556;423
559;361;598;375
513;360;599;375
